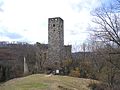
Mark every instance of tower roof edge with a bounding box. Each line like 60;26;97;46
48;17;63;21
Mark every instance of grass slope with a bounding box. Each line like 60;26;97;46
0;74;98;90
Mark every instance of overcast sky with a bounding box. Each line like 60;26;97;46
0;0;111;50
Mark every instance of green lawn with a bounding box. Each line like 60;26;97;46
0;74;99;90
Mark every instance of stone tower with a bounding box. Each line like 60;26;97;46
48;17;64;69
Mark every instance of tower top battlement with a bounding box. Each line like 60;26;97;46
48;17;63;21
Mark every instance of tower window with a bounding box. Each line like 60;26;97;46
61;25;63;28
55;18;58;21
53;24;55;27
54;30;55;31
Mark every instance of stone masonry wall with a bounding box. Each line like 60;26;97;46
48;17;64;69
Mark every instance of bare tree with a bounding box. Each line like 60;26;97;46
90;1;120;88
91;0;120;47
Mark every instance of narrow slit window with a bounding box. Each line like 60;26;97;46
53;24;55;27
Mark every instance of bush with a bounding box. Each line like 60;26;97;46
88;82;108;90
69;68;80;77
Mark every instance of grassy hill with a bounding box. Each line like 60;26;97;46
0;74;99;90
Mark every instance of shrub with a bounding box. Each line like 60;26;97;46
88;82;108;90
69;69;80;77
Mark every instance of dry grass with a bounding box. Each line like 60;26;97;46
0;74;99;90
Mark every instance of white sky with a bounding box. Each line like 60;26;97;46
0;0;108;51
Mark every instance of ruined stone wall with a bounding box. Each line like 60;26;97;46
64;45;72;60
35;43;48;72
